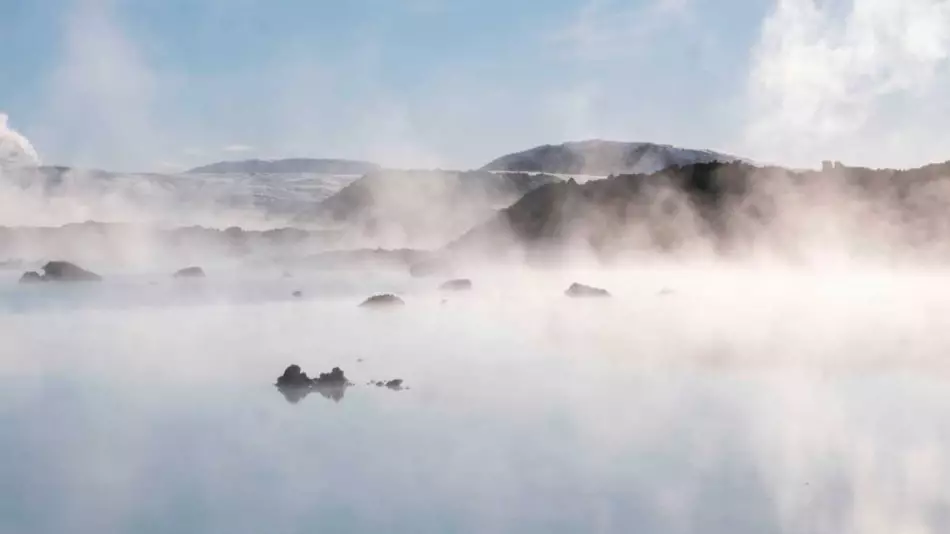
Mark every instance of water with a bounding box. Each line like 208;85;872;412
3;266;950;533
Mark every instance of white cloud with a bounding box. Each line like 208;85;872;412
0;112;41;167
742;0;950;168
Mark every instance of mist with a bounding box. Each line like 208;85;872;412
5;0;950;532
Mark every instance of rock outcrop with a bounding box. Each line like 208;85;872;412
22;261;103;282
565;283;611;298
359;294;405;307
275;365;353;404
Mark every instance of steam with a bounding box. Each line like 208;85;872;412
0;113;41;167
744;0;950;168
36;0;164;172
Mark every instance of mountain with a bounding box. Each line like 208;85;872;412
449;160;950;262
187;158;379;175
481;140;741;176
296;169;561;248
0;165;359;228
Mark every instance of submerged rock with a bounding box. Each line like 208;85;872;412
38;261;102;282
439;278;472;291
359;294;405;307
375;379;405;391
18;271;43;284
565;283;610;298
173;266;206;278
275;365;353;404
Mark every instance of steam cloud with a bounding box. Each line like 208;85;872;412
744;0;950;168
0;113;41;167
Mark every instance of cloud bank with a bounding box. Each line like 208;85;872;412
743;0;950;169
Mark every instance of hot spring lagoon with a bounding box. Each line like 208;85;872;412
2;264;950;533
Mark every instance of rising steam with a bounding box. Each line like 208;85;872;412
744;0;950;169
0;113;41;168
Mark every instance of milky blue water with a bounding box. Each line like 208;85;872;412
3;268;950;533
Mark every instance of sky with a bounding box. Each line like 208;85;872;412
1;0;949;172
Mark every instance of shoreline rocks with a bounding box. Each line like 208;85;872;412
20;261;102;283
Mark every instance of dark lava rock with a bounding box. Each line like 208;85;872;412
275;365;353;404
359;294;405;307
276;364;312;388
173;266;206;278
565;283;611;298
19;271;43;284
372;379;405;390
439;278;472;291
384;379;404;390
40;261;102;282
313;367;350;387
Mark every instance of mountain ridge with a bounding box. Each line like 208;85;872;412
187;158;380;175
480;140;742;176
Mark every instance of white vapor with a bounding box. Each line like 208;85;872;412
744;0;950;169
36;0;164;172
0;113;41;167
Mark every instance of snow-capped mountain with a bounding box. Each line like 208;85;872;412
481;140;742;177
188;158;379;175
0;165;360;229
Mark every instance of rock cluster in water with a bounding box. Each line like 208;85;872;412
371;379;406;391
20;261;102;283
276;365;354;403
564;283;611;298
276;365;408;403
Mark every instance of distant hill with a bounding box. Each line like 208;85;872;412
0;164;358;228
188;158;380;175
449;159;950;262
296;169;561;248
481;140;741;176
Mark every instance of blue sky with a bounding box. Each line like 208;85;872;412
2;0;949;171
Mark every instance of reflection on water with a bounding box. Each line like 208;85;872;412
3;268;950;533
